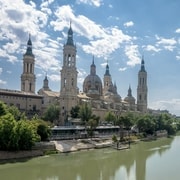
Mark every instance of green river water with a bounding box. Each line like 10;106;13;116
0;136;180;180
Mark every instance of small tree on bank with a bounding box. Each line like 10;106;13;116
79;103;92;126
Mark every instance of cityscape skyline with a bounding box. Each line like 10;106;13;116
0;0;180;115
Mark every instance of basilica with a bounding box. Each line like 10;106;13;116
0;25;148;125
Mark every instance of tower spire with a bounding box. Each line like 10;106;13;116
140;55;146;72
128;85;132;97
25;33;34;57
91;56;96;75
21;35;36;93
137;56;148;113
66;21;74;46
105;61;110;76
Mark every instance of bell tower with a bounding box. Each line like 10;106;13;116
59;23;78;125
137;57;148;113
103;62;113;94
21;34;36;93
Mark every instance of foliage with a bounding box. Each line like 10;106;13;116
37;121;51;141
0;113;17;150
104;111;116;125
116;113;134;130
8;105;26;121
87;118;99;138
0;101;8;116
70;105;80;118
15;120;39;150
43;104;59;123
136;113;177;136
0;101;51;151
136;114;156;135
79;103;92;125
112;135;118;142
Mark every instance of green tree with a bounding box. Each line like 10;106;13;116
87;118;99;138
136;114;156;135
114;113;135;141
43;104;59;123
15;120;39;150
8;105;26;121
70;105;80;118
104;111;116;125
79;103;92;126
116;113;134;130
0;101;8;116
0;113;17;150
37;121;51;141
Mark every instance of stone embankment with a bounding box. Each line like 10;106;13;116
0;142;56;161
0;150;43;161
53;138;113;153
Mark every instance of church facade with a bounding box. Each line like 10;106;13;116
58;25;148;125
0;25;148;125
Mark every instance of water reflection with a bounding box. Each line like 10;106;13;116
0;137;176;180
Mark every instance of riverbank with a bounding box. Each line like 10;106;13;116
0;150;43;161
0;142;56;161
0;133;168;161
53;138;113;153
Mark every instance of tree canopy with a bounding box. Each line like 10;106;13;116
0;101;51;151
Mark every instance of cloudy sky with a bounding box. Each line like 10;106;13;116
0;0;180;115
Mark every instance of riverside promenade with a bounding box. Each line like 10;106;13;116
53;138;113;153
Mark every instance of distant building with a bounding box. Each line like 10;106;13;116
56;24;148;125
38;75;59;113
0;35;42;117
0;24;148;124
137;57;148;113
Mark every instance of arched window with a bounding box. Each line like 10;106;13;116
29;83;32;91
68;54;71;66
64;78;66;87
139;94;141;100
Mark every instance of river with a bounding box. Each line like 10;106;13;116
0;136;180;180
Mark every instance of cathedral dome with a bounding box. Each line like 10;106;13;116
124;96;135;104
124;86;135;104
83;74;103;98
83;57;103;98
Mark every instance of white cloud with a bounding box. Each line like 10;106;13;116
0;49;18;63
124;21;134;27
163;45;175;52
175;28;180;33
0;0;61;75
0;79;7;86
145;45;161;52
124;44;141;66
150;99;180;116
109;4;113;8
50;5;106;40
156;36;177;51
82;28;132;58
48;74;60;82
176;56;180;60
76;0;102;7
0;68;6;85
118;67;127;71
78;68;87;86
50;5;133;59
156;37;176;46
0;68;3;74
100;62;107;68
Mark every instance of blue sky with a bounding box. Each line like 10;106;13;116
0;0;180;115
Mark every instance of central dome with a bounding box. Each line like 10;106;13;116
83;57;103;98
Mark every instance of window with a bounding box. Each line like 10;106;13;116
33;105;36;111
